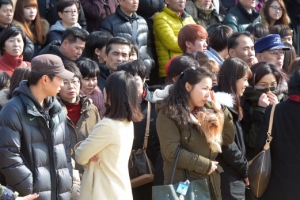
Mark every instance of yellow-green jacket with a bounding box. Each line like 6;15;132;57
153;6;195;77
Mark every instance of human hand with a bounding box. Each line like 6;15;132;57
210;91;221;113
258;93;269;107
266;91;278;105
16;193;39;200
89;154;98;162
244;177;250;186
207;161;218;175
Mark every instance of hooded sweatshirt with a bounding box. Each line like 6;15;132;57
47;20;81;43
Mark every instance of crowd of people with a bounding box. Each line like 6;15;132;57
0;0;300;199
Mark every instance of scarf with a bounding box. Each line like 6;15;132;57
194;1;214;15
80;86;106;119
289;94;300;102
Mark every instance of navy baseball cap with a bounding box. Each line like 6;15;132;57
254;34;290;54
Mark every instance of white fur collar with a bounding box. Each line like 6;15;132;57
209;92;235;108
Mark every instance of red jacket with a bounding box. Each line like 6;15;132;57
0;52;31;76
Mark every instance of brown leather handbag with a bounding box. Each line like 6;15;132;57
129;102;154;188
248;104;276;198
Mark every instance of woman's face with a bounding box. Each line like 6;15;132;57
59;77;80;103
4;34;24;57
81;76;97;95
236;73;249;97
255;73;277;89
196;0;212;9
23;6;37;21
186;38;207;53
59;4;78;26
268;1;283;21
187;77;212;110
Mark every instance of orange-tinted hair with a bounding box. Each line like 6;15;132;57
13;0;46;44
263;0;290;26
178;24;208;53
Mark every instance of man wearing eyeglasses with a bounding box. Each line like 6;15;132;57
254;34;290;69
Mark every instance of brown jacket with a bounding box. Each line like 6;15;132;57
58;95;100;174
156;102;234;200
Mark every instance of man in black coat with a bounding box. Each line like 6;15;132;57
0;54;74;199
223;0;261;32
100;0;154;78
40;27;88;61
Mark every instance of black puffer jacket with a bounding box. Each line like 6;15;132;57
0;81;72;199
100;6;154;76
222;2;261;32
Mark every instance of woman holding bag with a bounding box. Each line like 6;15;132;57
255;68;300;199
156;64;235;200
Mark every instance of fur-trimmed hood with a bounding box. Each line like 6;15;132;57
0;88;9;107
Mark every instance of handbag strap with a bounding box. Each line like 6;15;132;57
168;147;182;184
264;104;276;149
143;102;151;149
267;104;276;135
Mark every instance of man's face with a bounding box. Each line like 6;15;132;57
58;4;78;26
165;0;186;13
104;44;130;72
229;35;255;67
119;0;139;15
239;0;256;10
0;4;13;27
44;75;64;96
61;38;85;61
256;49;285;69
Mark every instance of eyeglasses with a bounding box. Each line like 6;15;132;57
266;50;285;56
62;10;78;15
270;5;283;12
63;79;80;87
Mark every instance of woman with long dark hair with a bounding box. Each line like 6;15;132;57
215;57;252;199
75;71;143;199
157;64;235;200
261;0;290;28
13;0;49;58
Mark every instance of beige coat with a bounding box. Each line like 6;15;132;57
75;118;134;200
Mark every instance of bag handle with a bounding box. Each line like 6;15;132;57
168;147;182;184
267;104;276;135
143;102;151;149
264;104;276;150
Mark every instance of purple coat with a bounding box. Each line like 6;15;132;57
80;0;118;33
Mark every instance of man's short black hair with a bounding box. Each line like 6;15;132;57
209;25;233;52
0;0;13;8
105;37;131;55
27;73;55;86
61;27;89;44
228;31;254;50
